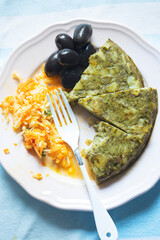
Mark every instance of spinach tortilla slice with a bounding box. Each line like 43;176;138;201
68;39;144;101
79;88;158;135
84;121;151;184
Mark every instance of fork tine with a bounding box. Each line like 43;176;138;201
59;88;77;124
47;93;60;129
55;89;70;125
51;92;65;126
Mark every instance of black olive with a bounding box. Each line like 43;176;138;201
58;49;80;66
79;43;96;67
61;66;84;89
44;51;63;77
55;33;75;50
73;24;92;47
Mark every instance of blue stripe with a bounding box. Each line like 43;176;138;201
0;48;12;57
0;0;160;16
110;181;160;238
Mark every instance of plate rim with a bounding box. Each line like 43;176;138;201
0;19;160;211
1;19;160;78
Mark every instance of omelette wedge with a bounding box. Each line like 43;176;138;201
79;88;158;135
69;39;144;101
85;121;154;183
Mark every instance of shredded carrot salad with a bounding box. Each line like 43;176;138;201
0;65;78;176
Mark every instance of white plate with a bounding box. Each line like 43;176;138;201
0;20;160;211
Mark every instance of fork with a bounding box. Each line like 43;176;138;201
47;89;118;240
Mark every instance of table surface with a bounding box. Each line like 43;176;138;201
0;1;160;239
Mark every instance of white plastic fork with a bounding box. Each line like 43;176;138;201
47;89;118;240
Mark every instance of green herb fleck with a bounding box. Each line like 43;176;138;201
42;150;46;158
44;110;52;116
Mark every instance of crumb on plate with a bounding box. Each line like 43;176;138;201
85;139;92;146
3;148;10;154
13;72;24;82
32;173;43;180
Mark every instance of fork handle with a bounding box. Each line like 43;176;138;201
74;148;118;240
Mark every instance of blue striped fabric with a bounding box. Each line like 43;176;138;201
0;1;160;239
0;0;160;16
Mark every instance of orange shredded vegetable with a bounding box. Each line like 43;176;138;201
0;65;76;175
